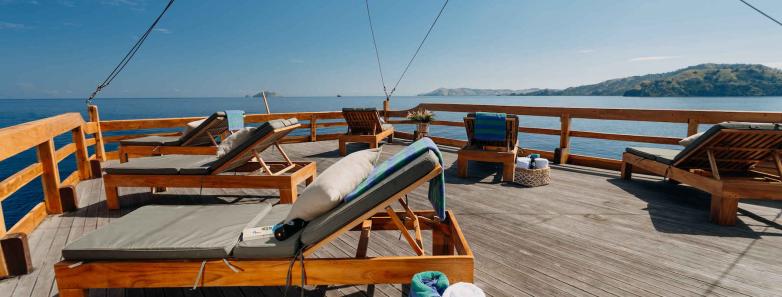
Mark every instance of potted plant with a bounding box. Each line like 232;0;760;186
407;109;435;139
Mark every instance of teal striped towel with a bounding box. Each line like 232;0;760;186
474;112;506;142
343;137;446;220
225;110;244;131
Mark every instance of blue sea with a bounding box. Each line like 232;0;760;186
2;95;782;227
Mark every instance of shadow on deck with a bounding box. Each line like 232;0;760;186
1;140;781;297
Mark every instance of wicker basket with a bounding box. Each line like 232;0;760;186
514;167;551;187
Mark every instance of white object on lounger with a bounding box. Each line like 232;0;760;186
443;282;486;297
216;127;254;158
679;131;704;146
285;148;381;222
182;119;206;136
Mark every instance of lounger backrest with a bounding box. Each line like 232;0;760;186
463;113;519;149
343;108;384;135
179;112;229;146
300;151;440;249
673;122;782;171
208;118;300;174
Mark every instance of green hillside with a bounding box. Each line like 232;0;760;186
517;64;782;97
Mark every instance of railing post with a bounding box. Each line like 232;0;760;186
687;118;700;136
0;204;7;277
556;114;572;164
37;139;63;214
310;115;317;142
71;125;91;180
383;98;390;122
88;105;106;162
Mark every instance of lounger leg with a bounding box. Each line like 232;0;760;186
279;184;297;204
339;139;347;156
457;157;468;178
59;289;87;297
710;193;739;226
305;174;316;186
620;162;632;180
105;183;120;210
118;146;128;163
432;224;454;256
387;134;393;143
502;160;515;182
369;141;378;149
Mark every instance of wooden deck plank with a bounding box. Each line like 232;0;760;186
1;140;781;297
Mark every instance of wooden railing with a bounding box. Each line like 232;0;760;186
0;106;103;277
386;103;782;170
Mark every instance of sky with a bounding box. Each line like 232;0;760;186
1;0;782;99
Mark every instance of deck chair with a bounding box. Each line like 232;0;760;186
103;118;317;209
339;108;394;156
118;111;238;163
457;113;520;181
621;122;782;225
54;150;473;297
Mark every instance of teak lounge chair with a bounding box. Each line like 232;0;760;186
103;118;317;209
54;151;473;297
621;122;782;225
118;112;235;163
457;113;520;182
339;108;394;156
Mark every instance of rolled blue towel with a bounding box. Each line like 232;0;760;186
410;271;450;297
474;112;506;142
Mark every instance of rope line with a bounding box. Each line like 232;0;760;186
364;0;450;99
389;0;449;97
86;0;176;105
738;0;782;27
364;0;389;98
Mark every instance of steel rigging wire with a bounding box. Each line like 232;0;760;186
86;0;176;105
364;0;450;100
738;0;782;27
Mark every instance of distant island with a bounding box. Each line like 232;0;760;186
421;64;782;97
245;91;279;98
419;87;539;96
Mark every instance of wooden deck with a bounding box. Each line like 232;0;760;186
1;140;781;297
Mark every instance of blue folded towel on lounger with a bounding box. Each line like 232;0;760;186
343;137;447;220
225;110;244;131
410;271;449;297
474;112;506;142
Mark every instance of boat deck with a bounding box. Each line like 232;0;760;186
1;140;781;297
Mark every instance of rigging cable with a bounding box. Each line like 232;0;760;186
86;0;176;105
364;0;450;99
738;0;782;28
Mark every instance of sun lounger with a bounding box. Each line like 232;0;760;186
457;112;520;181
54;150;473;297
118;111;239;163
103;118;317;209
339;108;394;155
621;122;782;225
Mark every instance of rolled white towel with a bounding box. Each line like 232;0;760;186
534;158;549;169
516;157;531;168
443;282;485;297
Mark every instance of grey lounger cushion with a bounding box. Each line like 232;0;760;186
62;204;269;260
119;135;182;146
104;155;217;175
625;147;680;165
233;204;301;258
300;150;439;246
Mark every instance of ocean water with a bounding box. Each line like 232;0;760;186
2;95;781;227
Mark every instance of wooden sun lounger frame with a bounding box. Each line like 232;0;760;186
457;114;520;182
339;109;394;156
104;124;317;209
118;114;232;163
54;163;474;297
621;128;782;225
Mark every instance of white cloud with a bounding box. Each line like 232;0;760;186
765;62;782;69
0;21;25;29
153;28;171;34
577;49;595;54
628;56;681;62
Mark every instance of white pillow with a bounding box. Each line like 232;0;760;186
216;127;255;158
285;148;381;222
679;131;704;147
182;119;206;136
